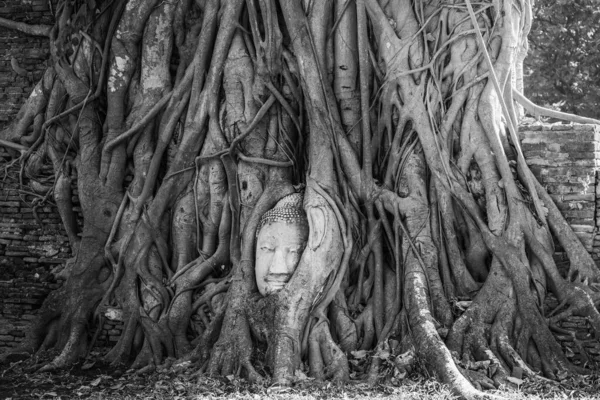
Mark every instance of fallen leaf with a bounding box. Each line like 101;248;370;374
43;392;58;397
90;377;102;387
374;350;390;359
394;350;415;368
556;370;568;381
455;301;472;311
565;347;575;357
506;376;523;386
394;368;407;380
295;370;308;381
351;350;368;359
173;361;191;369
81;361;96;370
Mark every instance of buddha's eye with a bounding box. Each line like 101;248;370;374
260;246;275;252
290;246;305;255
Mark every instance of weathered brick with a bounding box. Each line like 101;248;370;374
560;142;600;152
518;124;543;132
522;130;600;143
5;251;29;256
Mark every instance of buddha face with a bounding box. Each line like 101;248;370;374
255;220;308;296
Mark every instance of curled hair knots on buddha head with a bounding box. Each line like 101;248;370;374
256;192;309;237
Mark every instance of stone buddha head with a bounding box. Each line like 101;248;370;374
255;193;309;296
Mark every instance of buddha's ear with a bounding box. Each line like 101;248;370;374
307;206;327;251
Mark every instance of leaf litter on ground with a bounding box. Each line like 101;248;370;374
1;351;600;399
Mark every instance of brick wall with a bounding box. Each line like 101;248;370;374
0;0;54;125
0;179;70;350
0;170;128;352
520;123;600;260
521;123;600;367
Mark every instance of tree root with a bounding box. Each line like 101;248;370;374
0;16;51;36
308;321;349;381
208;315;263;382
513;89;600;125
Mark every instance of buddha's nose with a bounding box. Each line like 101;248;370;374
268;249;289;274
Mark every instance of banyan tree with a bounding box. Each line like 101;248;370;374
2;0;600;398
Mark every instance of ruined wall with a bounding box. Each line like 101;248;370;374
521;123;600;367
0;0;54;126
0;179;70;350
0;175;122;351
0;3;60;349
520;123;600;261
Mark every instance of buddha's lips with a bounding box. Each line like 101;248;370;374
265;276;291;285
